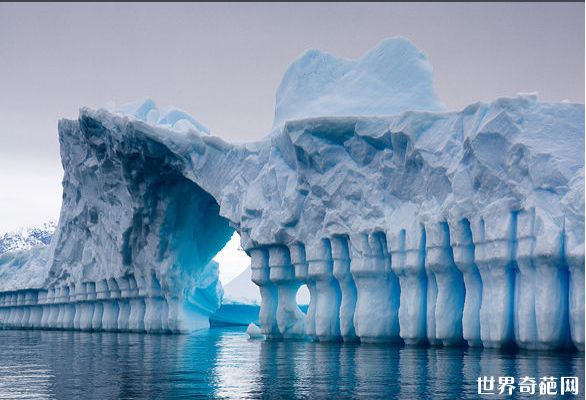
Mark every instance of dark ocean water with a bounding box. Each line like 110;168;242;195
0;328;582;399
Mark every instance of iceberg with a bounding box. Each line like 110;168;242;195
273;37;445;129
0;38;583;351
210;266;310;327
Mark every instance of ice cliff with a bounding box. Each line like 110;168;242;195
0;38;583;351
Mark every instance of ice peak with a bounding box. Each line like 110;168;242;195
273;37;445;129
105;98;210;135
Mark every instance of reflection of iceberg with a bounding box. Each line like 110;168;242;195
0;37;583;351
0;329;581;398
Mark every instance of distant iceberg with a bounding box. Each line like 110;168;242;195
211;266;309;327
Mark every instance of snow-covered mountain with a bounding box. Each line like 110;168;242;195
0;221;56;255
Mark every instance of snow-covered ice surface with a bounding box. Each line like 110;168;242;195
0;38;583;350
273;37;444;129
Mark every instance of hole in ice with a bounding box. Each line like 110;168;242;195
213;232;251;286
296;284;310;310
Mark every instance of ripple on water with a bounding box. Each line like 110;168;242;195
0;328;583;399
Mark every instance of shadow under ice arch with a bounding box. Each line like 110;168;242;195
45;111;237;333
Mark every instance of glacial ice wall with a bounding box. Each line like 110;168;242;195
0;38;583;350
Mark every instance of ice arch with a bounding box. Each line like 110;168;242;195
41;112;236;333
0;38;582;351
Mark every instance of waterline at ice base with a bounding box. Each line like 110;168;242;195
0;37;583;352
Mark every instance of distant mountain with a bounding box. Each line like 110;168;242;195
0;221;57;255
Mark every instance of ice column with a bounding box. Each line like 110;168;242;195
0;294;6;325
13;292;26;329
516;209;569;350
143;273;168;333
425;222;465;346
269;245;305;338
332;236;358;341
29;290;43;329
21;291;33;328
514;210;537;349
250;247;280;338
55;287;65;328
290;243;318;340
73;283;86;330
102;278;120;331
565;218;585;351
33;291;47;329
91;280;108;330
425;251;439;345
472;213;516;348
6;293;17;328
60;286;76;329
116;277;131;331
350;232;400;343
449;219;482;347
307;239;341;341
389;225;427;345
79;282;96;330
40;288;54;329
5;293;15;328
128;274;146;332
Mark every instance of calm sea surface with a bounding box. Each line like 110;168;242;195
0;328;583;399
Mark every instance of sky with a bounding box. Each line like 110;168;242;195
0;2;584;234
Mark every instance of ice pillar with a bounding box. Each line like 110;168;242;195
73;283;86;330
143;273;168;333
79;282;96;331
449;219;482;347
269;245;305;338
102;278;120;331
307;239;341;341
14;292;26;328
350;232;400;343
390;225;427;345
250;247;280;338
128;274;146;332
116;277;131;331
92;280;109;330
40;288;55;329
59;286;76;330
21;291;33;328
28;290;43;329
565;211;585;351
472;214;516;348
425;222;465;346
290;243;318;341
332;236;358;341
566;239;585;351
515;209;569;350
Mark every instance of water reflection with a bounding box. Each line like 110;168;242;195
0;328;582;399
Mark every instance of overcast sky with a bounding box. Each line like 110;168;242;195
0;2;583;232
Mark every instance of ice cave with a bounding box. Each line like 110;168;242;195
0;37;583;352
